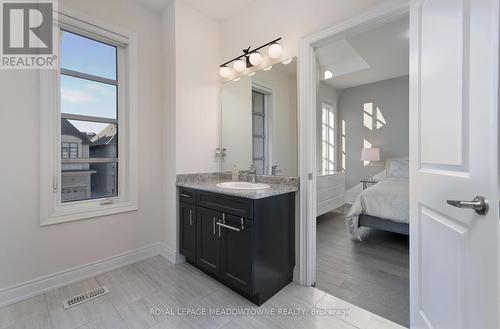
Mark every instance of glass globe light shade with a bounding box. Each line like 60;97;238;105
249;52;262;66
233;59;246;72
219;66;231;78
268;43;283;59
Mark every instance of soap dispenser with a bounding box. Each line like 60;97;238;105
232;165;239;182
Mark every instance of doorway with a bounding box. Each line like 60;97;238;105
297;1;411;327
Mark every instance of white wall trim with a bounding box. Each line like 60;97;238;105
0;243;184;308
158;243;186;265
298;0;409;286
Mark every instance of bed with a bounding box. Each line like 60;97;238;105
346;158;409;239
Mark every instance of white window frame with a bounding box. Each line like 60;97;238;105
251;82;274;175
40;7;138;226
321;102;336;174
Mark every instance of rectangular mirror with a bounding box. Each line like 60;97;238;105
220;57;298;176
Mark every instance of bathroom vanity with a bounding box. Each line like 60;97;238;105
177;174;297;306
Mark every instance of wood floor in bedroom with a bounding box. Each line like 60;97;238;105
316;210;409;327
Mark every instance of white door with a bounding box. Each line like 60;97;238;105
410;0;499;328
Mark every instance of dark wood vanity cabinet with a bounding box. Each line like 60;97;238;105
179;202;196;262
178;187;295;306
219;214;253;295
196;207;220;277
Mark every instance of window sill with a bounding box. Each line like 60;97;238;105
41;201;138;226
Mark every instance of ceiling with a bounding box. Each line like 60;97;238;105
135;0;255;22
316;16;409;90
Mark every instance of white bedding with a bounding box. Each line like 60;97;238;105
346;178;409;239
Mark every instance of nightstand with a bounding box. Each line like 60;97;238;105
361;178;378;190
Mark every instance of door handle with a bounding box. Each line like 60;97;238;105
216;222;241;232
189;210;193;225
447;196;489;215
213;217;216;235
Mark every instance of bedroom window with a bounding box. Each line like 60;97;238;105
322;103;336;174
60;31;119;204
39;11;138;225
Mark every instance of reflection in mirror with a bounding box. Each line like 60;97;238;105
221;58;297;176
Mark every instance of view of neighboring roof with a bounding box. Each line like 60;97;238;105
90;124;117;146
61;119;117;146
61;119;91;144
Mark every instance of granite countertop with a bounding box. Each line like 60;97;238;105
176;173;299;200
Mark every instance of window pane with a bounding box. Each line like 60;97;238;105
61;31;117;80
61;163;118;203
252;91;264;114
61;75;117;119
253;137;264;158
253;160;264;175
61;119;117;159
253;115;264;136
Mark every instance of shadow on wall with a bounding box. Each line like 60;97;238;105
338;75;409;189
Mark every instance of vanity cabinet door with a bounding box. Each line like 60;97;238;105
220;214;253;295
196;207;221;277
179;203;196;262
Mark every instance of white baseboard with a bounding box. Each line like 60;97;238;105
293;266;300;283
158;243;186;265
0;242;184;308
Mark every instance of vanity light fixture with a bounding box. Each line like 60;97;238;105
249;52;262;66
268;43;283;59
219;37;282;78
219;66;231;78
233;59;246;72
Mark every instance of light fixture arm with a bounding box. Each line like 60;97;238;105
219;37;282;68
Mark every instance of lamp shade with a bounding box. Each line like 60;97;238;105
361;148;381;162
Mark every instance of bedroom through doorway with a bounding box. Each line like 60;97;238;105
312;14;410;327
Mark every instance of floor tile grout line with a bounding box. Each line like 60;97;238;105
104;275;134;329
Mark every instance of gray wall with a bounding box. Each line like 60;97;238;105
338;75;409;189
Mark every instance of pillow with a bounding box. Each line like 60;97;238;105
387;158;409;179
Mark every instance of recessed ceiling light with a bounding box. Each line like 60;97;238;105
324;70;333;80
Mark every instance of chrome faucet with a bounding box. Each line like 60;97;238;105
248;164;257;183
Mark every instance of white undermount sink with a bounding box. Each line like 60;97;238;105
216;181;271;190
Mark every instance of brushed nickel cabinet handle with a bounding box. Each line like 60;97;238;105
216;222;241;232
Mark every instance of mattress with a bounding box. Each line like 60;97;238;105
346;178;409;238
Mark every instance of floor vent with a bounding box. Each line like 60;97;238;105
62;286;110;310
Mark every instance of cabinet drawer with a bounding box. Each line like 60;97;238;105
179;188;196;204
197;191;253;219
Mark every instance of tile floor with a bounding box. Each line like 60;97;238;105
0;256;406;329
